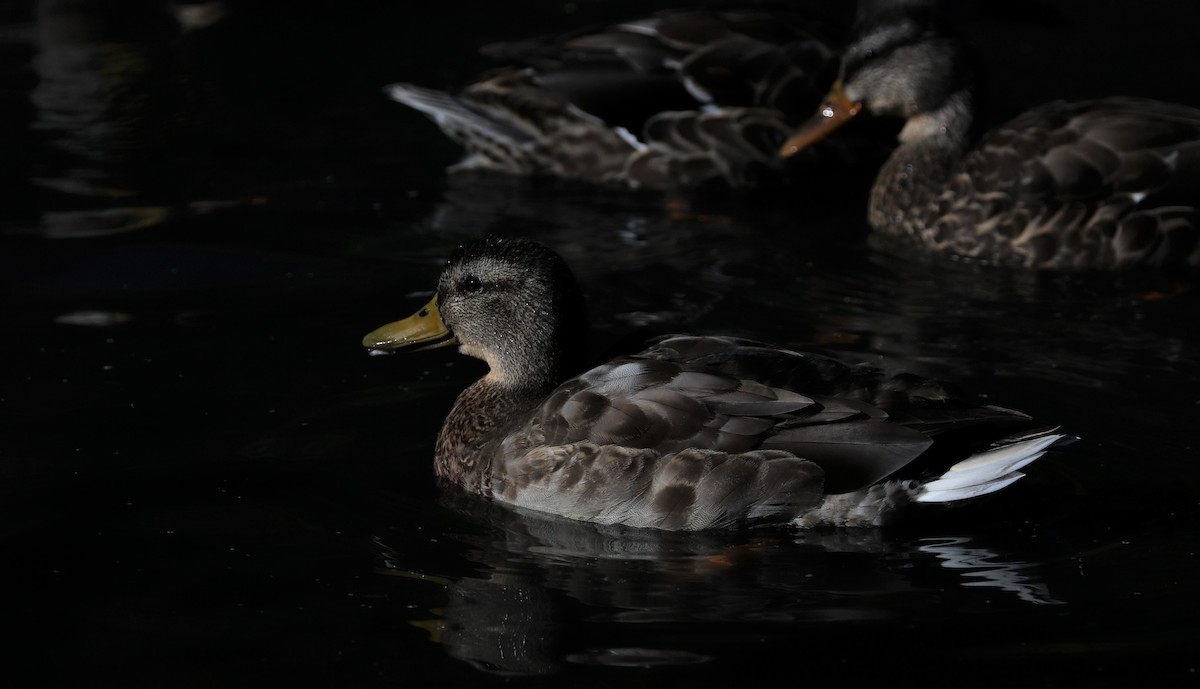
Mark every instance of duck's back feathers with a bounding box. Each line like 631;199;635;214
484;335;1063;529
933;97;1200;269
479;10;841;121
388;9;856;189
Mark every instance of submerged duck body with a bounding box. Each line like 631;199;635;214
364;236;1070;531
781;7;1200;270
387;9;857;190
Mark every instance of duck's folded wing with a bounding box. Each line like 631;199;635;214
518;350;939;498
480;9;839;114
639;334;862;393
529;356;819;454
971;97;1200;268
627;108;796;188
760;420;932;493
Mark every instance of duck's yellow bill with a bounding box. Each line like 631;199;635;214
779;83;863;158
362;295;458;354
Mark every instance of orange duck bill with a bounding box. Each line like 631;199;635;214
779;82;863;158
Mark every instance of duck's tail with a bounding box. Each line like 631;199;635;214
914;429;1074;503
792;429;1075;528
384;82;536;174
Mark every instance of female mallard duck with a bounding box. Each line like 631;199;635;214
363;236;1071;530
779;6;1200;269
387;8;868;190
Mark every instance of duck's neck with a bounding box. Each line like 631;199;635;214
434;350;574;494
434;377;552;493
868;90;975;238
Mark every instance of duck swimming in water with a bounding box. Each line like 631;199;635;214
363;236;1071;530
385;8;867;190
780;4;1200;270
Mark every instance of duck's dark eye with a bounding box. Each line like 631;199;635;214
460;275;482;293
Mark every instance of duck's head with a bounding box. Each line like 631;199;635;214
780;3;973;157
363;236;589;389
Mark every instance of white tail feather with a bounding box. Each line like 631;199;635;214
918;472;1025;503
384;83;531;145
920;451;1046;493
385;83;460;117
914;432;1069;503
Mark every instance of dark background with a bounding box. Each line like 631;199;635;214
2;1;1198;687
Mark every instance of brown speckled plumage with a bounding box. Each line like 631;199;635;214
786;6;1200;269
869;97;1200;269
365;237;1071;530
385;9;870;190
433;380;532;495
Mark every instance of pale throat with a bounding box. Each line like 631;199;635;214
459;342;554;390
458;342;511;385
898;91;973;146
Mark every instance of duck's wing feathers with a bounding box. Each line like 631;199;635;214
626;107;799;189
389;9;847;189
486;335;1059;529
526;356;829;456
487;336;957;522
964;97;1200;268
609;336;1041;485
386;72;640;183
487;352;886;529
483;10;840;115
615;12;847;188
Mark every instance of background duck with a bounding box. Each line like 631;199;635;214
362;236;1072;531
780;2;1200;270
385;7;890;191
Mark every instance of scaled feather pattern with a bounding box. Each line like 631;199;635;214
386;8;869;190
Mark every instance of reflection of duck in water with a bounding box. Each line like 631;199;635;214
384;8;888;190
380;496;1060;676
780;3;1200;269
363;236;1071;530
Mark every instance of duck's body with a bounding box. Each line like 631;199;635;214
388;9;860;190
364;236;1070;531
781;7;1200;269
869;97;1200;269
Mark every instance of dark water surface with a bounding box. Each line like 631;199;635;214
3;1;1199;687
